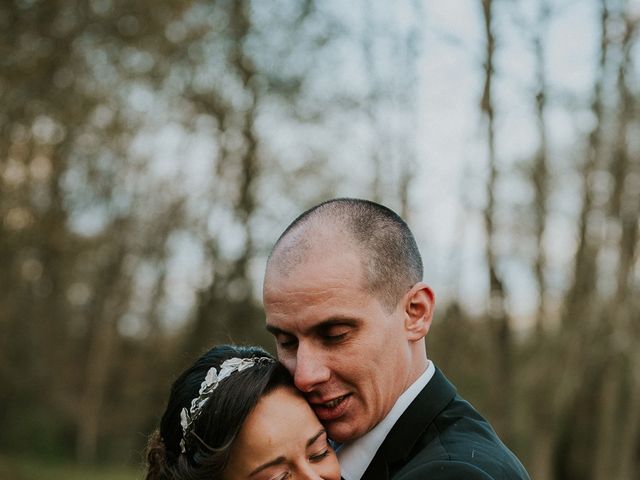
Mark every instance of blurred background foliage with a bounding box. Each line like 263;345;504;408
1;0;639;479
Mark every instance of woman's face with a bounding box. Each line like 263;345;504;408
224;386;341;480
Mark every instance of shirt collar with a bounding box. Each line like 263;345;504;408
337;361;435;480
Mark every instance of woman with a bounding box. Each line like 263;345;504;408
145;344;340;480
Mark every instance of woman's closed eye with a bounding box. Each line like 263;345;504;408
309;449;330;462
306;430;333;464
251;463;290;480
270;471;291;480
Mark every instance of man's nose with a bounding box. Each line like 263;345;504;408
293;342;331;392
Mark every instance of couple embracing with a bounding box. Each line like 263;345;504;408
145;199;531;480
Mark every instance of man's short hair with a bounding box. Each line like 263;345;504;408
270;198;423;310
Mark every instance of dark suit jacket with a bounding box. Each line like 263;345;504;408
360;368;530;480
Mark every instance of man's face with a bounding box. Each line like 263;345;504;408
264;245;417;443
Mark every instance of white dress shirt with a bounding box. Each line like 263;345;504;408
337;361;436;480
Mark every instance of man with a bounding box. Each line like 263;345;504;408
263;198;530;480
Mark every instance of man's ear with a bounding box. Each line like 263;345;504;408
403;283;435;341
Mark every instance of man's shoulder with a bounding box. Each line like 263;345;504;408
394;460;499;480
387;384;530;479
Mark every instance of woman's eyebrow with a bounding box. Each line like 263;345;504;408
307;429;326;447
249;456;286;476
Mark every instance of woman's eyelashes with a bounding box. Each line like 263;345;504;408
271;472;290;480
309;449;330;462
308;432;333;463
257;449;331;480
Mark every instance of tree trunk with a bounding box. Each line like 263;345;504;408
480;0;512;441
531;0;550;333
76;244;129;463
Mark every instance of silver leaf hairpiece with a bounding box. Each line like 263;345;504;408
179;356;274;453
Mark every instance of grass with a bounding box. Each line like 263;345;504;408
0;455;142;480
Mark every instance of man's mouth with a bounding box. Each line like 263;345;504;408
311;394;351;421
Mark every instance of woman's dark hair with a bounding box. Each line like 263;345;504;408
145;345;293;480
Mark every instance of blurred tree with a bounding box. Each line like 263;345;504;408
592;5;638;478
0;0;191;462
479;0;514;443
2;0;423;464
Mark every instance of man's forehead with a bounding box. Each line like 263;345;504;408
264;241;370;309
268;234;312;278
267;223;355;279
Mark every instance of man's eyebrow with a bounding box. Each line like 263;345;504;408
313;317;358;330
307;428;326;447
266;317;358;336
265;324;287;336
249;456;286;476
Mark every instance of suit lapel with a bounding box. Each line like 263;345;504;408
381;368;456;471
357;367;457;480
360;445;389;480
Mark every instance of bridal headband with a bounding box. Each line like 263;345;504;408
179;356;274;453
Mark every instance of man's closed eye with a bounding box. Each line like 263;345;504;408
277;336;297;350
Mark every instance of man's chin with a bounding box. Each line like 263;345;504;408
324;419;362;444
